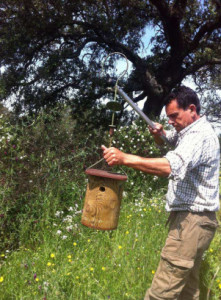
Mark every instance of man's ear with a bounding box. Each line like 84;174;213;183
189;104;197;113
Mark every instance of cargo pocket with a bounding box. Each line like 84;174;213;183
151;258;173;297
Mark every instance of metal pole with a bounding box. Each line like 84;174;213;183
115;85;172;147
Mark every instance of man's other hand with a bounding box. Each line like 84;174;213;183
101;145;125;166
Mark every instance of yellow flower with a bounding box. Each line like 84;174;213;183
90;267;94;271
35;278;39;282
125;231;129;235
102;267;106;271
66;272;71;276
50;253;55;258
209;248;213;253
76;276;79;279
87;239;91;243
73;242;77;246
68;259;72;263
219;283;221;289
152;270;155;274
143;208;147;211
118;245;122;249
1;254;5;257
47;262;52;266
0;276;3;283
67;255;72;259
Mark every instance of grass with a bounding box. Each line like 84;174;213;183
0;190;220;300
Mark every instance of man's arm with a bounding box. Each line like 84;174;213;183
101;145;171;177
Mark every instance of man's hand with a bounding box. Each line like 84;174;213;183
149;123;166;146
101;145;126;166
149;123;164;136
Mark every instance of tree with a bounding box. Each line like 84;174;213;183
0;0;221;118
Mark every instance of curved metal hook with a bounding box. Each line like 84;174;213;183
100;52;129;83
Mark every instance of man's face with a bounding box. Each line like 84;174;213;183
165;99;198;132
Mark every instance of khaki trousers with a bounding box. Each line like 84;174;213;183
144;211;218;300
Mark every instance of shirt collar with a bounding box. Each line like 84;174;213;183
177;115;206;139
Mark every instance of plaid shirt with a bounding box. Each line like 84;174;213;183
164;116;220;212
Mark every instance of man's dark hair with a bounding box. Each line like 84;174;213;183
164;86;201;114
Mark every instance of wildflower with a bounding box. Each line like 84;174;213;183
102;267;106;271
143;208;147;211
118;245;122;249
76;276;79;279
125;231;129;235
62;235;67;240
219;283;221;289
0;276;3;283
67;255;72;259
66;225;73;231
90;267;94;271
35;278;39;282
56;230;62;235
209;248;213;253
47;262;52;267
1;254;5;257
152;270;155;274
73;242;77;246
50;253;55;258
87;239;91;243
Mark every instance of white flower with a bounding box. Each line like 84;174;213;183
66;225;73;231
63;215;73;223
123;191;127;197
68;206;74;211
56;230;62;235
62;235;68;240
55;211;63;217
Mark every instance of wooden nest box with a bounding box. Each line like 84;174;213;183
81;168;127;230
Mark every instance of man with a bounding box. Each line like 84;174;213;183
101;86;220;300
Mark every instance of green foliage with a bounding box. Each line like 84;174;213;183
0;106;109;251
112;118;169;196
